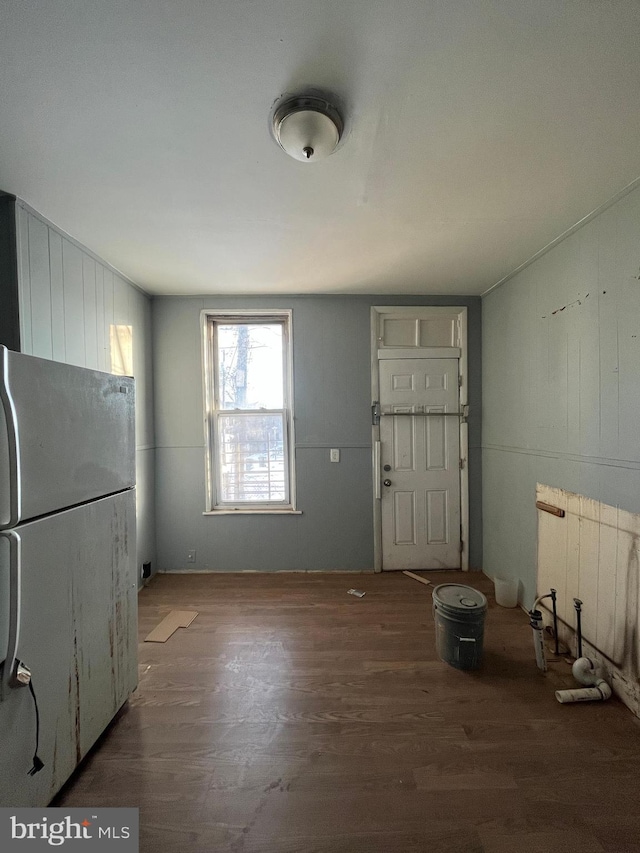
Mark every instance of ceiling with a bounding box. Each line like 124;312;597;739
1;0;640;297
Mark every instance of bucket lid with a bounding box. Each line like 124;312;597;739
432;584;488;611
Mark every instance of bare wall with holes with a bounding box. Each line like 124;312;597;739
0;196;156;584
482;183;640;608
152;295;482;572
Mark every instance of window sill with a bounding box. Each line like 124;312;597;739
203;509;302;516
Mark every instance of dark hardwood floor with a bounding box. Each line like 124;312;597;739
55;571;640;852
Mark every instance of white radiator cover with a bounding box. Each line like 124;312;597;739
537;483;640;718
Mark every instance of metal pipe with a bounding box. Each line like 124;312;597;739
573;598;583;658
550;588;559;655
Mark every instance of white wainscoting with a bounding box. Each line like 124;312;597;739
537;483;640;717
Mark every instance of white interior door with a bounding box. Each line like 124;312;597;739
380;358;461;570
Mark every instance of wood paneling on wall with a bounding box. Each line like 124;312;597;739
537;483;640;718
13;200;156;581
482;183;640;607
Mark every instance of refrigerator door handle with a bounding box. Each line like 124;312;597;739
0;347;22;528
0;530;22;699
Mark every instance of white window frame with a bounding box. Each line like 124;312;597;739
201;309;298;514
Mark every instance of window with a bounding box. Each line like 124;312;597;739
204;311;295;512
109;324;133;375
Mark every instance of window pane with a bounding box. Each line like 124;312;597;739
217;413;287;503
217;324;284;410
109;324;133;375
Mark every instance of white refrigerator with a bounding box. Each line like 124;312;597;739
0;345;138;807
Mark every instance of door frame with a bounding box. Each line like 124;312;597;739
371;306;469;573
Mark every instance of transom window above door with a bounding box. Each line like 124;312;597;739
203;311;296;513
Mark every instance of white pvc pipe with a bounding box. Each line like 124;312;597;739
555;683;611;703
532;593;552;612
529;594;552;674
555;657;612;704
530;610;547;672
572;657;597;685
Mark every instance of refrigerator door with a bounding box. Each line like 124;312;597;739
0;346;135;529
0;490;137;807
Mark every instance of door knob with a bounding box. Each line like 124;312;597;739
383;479;392;487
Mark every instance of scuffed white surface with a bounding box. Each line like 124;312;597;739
537;483;640;718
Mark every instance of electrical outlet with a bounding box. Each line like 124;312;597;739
187;550;196;563
330;448;340;463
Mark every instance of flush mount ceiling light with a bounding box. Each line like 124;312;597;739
272;95;344;162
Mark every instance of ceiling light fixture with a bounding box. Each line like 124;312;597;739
271;95;344;163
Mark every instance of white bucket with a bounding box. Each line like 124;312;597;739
432;584;488;670
494;576;519;608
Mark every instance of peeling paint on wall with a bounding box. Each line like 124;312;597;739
537;483;640;719
541;293;590;319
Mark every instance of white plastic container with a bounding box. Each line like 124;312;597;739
494;576;518;608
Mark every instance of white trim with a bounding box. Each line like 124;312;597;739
201;309;294;316
378;347;461;360
203;510;302;516
370;306;469;573
200;308;297;512
483;442;640;470
296;442;371;449
372;305;466;317
159;567;373;574
458;306;469;573
201;310;214;510
481;173;640;298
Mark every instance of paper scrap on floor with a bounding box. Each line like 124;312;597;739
347;588;366;598
144;610;198;643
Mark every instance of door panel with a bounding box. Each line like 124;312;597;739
378;314;460;349
394;416;415;470
380;358;461;570
393;491;416;544
426;490;448;543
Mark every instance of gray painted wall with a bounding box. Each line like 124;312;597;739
482;184;640;607
153;295;482;572
1;199;156;583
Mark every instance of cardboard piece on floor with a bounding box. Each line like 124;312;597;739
144;610;198;643
402;571;432;587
